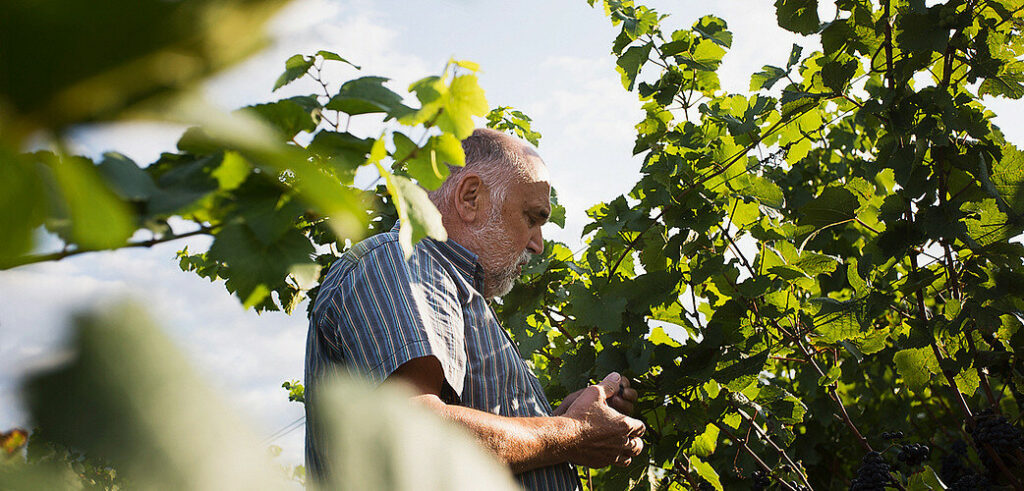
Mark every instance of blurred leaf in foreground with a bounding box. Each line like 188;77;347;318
311;376;519;491
22;302;289;490
13;302;516;490
0;0;290;133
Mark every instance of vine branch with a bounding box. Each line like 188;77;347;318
3;227;215;270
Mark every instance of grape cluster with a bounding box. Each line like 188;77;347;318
751;469;770;491
880;431;904;440
896;443;930;467
940;440;971;484
970;410;1024;474
949;473;990;491
849;451;892;491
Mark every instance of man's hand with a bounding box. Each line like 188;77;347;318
560;372;645;468
553;373;638;417
393;357;644;472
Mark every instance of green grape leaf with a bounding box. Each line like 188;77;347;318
146;153;222;215
436;74;489;139
212;151;250;191
315;50;359;69
979;70;1024;99
733;174;785;209
23;303;291;489
648;326;682;347
676;39;726;72
821;58;858;92
714;350;768;391
769;265;809;281
549;187;566;228
616;43;653;91
688;423;719;457
97;152;158;201
693;16;732;48
650;302;697;339
906;466;946;491
954;367;980;396
207;223;315;308
1;0;290;128
0;149;49;265
688;455;723;491
50;155;135;249
894;347;940;393
812;297;870;343
327;76;413;119
794;252;838;277
987;143;1024;215
569;284;627;333
401;76;446;127
895;9;948;53
379;166;447;258
393;132;464;191
798;187;859;227
486;106;543;146
243;96;319;139
307;131;375;185
274;54;315;91
787;44;804;69
750;65;788;91
775;0;821;35
961;199;1015;248
846;259;867;296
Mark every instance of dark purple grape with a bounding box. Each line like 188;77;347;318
849;451;892;491
751;469;770;491
971;410;1024;475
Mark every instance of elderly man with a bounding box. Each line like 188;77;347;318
305;128;644;490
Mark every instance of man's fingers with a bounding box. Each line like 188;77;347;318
594;372;621;399
624;436;644;455
625;416;646;437
609;396;634;416
613;438;643;467
620;387;638;402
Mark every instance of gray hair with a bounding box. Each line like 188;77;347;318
428;128;541;214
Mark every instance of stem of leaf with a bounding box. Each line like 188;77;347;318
712;421;799;491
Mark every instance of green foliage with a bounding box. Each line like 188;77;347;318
493;1;1024;488
0;0;290;131
2;35;489;311
486;106;543;146
282;380;305;403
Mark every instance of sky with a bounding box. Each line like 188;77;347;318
2;0;1022;468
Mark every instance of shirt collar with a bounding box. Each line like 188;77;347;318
390;221;486;291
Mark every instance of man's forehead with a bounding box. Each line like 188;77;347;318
516;180;552;211
523;154;549;183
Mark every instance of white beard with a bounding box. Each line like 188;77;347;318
464;208;530;298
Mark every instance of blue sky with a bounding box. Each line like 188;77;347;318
2;0;1021;467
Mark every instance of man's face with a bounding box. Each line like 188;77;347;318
470;163;550;298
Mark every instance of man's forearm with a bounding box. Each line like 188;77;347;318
412;394;583;473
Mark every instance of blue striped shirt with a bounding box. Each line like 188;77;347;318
305;224;580;490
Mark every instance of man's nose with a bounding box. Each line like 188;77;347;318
527;227;543;255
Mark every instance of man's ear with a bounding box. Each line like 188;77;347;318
454;173;489;223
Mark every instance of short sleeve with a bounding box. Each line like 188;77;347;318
319;240;468;397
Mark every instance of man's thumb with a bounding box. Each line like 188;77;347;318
597;372;621;397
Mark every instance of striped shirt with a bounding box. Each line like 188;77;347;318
305;224;581;490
